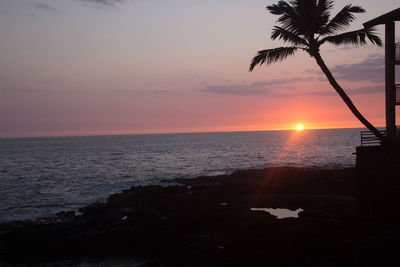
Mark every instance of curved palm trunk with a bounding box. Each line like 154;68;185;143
313;52;385;142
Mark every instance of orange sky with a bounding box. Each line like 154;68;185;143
0;1;399;137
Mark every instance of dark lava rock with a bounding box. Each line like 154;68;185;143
1;167;400;266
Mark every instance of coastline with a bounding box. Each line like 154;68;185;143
0;129;361;222
1;166;399;266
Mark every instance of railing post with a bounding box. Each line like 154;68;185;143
385;22;396;140
396;84;400;104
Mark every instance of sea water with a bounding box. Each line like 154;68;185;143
0;128;361;222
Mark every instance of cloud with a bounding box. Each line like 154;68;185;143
331;54;385;83
201;84;337;97
32;2;57;12
298;85;384;97
200;56;392;98
200;77;385;98
199;77;320;96
0;88;14;92
0;87;42;93
297;91;334;97
79;0;126;6
250;77;314;87
200;84;273;96
151;90;169;94
349;85;384;94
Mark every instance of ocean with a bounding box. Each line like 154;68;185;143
0;128;362;222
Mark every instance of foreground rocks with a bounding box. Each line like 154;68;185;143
1;167;400;266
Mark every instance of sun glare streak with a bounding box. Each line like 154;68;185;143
252;127;308;204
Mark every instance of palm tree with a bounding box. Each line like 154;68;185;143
250;0;385;141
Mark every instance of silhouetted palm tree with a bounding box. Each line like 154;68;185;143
250;0;384;141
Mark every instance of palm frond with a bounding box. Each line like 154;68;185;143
314;0;334;29
267;0;292;15
267;1;301;34
316;0;334;14
319;27;382;47
364;27;383;47
271;26;308;46
249;47;298;71
320;4;365;35
268;0;333;37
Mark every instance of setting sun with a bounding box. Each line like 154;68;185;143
296;124;304;131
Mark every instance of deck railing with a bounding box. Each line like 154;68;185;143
361;131;384;146
361;128;400;146
396;42;400;62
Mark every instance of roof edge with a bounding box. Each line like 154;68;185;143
364;8;400;27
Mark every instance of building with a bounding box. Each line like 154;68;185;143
364;8;400;142
356;9;400;219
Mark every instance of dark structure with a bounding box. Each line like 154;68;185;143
363;8;400;142
357;8;400;220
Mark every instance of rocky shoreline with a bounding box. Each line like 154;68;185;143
1;167;400;266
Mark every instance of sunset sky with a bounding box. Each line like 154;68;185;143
1;0;399;137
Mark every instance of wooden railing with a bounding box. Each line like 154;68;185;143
361;131;384;146
361;128;400;146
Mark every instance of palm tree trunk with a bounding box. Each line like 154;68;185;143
313;52;385;142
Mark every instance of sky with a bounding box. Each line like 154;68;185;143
0;0;399;137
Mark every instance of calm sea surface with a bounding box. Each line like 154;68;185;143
0;129;362;222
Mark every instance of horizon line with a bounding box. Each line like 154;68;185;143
0;126;383;139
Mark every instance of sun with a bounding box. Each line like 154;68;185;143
296;124;304;131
